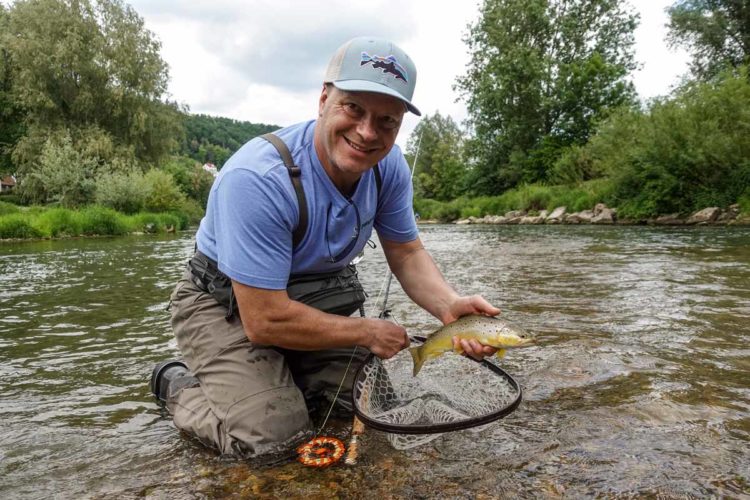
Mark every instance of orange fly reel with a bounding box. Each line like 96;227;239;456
296;436;346;467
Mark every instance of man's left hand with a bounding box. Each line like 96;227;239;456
444;295;501;361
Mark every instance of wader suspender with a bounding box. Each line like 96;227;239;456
186;134;383;321
260;133;382;247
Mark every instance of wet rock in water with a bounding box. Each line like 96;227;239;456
686;207;720;224
455;219;471;225
716;204;740;222
485;215;508;224
565;210;594;224
592;206;616;224
546;206;567;224
653;213;685;225
520;214;546;224
504;210;526;224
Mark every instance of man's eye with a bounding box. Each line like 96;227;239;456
344;103;362;115
381;117;400;130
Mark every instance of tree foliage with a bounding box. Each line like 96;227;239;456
0;5;25;174
573;66;750;217
181;114;278;167
2;0;181;189
668;0;750;80
456;0;639;195
405;112;467;201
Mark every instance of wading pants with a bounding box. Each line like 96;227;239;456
166;269;369;464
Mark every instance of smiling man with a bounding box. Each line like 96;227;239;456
151;36;500;464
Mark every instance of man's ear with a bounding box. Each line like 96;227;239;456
318;84;329;116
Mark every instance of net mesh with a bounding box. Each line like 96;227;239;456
353;339;521;450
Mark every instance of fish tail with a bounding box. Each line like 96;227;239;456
409;346;425;376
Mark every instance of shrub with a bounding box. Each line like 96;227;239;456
175;197;204;227
0;214;43;239
143;169;186;213
34;208;83;237
78;206;128;236
95;170;148;214
0;193;24;205
0;200;20;216
738;188;750;216
127;212;182;233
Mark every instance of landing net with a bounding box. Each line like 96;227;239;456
352;336;522;450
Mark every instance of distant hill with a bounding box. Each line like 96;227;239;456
181;113;279;167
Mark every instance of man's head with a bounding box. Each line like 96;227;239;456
323;36;420;117
315;37;419;191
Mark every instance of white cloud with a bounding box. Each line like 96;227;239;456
130;0;691;147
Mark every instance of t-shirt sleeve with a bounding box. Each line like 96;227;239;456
374;151;419;243
213;168;295;289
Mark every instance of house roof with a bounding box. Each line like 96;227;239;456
1;175;16;187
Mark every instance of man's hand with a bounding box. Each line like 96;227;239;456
363;318;410;359
445;295;501;361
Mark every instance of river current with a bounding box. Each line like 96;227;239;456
1;225;748;498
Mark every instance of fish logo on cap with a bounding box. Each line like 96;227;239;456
360;52;408;82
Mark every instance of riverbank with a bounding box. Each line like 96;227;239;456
426;203;750;226
0;202;197;240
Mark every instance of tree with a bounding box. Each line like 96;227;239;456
405;112;467;201
456;0;638;195
2;0;182;200
0;5;25;174
668;0;750;80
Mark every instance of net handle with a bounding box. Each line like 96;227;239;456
351;336;524;435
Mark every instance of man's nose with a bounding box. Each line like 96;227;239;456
356;116;378;143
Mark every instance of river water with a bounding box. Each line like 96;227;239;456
1;225;748;499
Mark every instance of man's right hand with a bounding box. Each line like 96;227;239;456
364;318;410;359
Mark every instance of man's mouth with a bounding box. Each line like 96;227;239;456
344;137;377;154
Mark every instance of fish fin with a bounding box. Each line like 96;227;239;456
409;346;425;376
496;349;507;359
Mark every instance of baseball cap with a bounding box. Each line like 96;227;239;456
324;36;421;116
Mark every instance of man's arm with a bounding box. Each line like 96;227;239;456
380;236;501;360
232;281;410;359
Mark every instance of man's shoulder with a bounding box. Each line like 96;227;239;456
221;120;315;177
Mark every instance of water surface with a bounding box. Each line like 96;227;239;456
1;226;748;498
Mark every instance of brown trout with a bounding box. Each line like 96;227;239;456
408;315;535;376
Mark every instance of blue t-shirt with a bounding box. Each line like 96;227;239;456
195;120;419;290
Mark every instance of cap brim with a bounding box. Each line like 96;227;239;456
332;80;421;116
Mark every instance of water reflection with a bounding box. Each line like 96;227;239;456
1;226;749;498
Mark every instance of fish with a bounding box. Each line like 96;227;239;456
360;52;408;82
408;315;535;376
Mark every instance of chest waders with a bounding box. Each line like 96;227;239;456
187;133;382;320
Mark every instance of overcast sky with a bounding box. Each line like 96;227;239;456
127;0;691;148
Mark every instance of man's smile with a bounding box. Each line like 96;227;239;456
344;136;377;154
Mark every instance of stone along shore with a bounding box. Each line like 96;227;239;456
451;204;749;226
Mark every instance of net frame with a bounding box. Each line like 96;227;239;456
351;336;523;435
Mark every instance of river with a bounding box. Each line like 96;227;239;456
1;225;748;499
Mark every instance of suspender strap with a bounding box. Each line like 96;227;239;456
373;164;382;195
260;133;382;248
261;133;309;248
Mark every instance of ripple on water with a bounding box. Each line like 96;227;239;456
1;228;749;498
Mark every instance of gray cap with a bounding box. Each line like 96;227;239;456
324;36;420;116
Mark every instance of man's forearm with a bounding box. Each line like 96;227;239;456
382;238;459;324
232;281;409;358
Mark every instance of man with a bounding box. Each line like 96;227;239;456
151;36;500;464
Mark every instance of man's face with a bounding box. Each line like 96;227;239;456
314;84;406;191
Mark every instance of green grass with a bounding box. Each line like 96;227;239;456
0;205;194;240
0;200;21;216
415;179;615;221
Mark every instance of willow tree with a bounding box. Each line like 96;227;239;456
2;0;182;203
668;0;750;80
456;0;638;194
